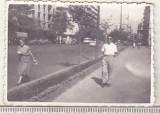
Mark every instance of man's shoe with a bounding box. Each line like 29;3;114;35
106;82;111;87
16;82;20;86
101;83;106;88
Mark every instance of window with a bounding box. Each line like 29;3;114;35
38;5;40;11
38;12;40;19
43;14;45;21
43;5;46;13
48;5;52;12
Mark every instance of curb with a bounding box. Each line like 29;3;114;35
26;61;102;102
8;56;103;101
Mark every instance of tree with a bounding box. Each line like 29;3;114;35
68;5;98;40
49;9;70;43
109;28;129;42
109;28;120;41
8;4;30;44
101;21;113;35
8;4;32;27
8;4;47;45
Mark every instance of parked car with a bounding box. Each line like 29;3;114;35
71;38;78;44
122;40;131;45
83;38;92;44
89;40;96;47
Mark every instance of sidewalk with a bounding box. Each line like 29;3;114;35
52;46;151;103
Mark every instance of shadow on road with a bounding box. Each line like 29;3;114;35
91;77;102;86
81;55;91;60
56;62;77;67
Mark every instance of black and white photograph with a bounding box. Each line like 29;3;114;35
7;2;153;105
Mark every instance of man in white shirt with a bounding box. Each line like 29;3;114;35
101;36;117;87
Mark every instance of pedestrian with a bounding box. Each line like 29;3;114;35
133;40;136;48
101;36;117;87
17;38;38;85
137;41;141;49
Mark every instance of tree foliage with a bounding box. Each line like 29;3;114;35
8;4;33;27
68;5;98;40
109;28;129;42
8;4;32;44
8;4;45;45
101;21;113;35
50;10;69;37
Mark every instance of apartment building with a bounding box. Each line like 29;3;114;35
81;5;99;26
29;4;56;30
28;4;100;43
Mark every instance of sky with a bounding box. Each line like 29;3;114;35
100;4;146;33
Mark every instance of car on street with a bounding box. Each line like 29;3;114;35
71;38;78;44
89;40;96;47
83;38;92;44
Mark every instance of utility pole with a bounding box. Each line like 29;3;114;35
127;14;129;33
95;5;100;58
119;5;122;39
127;13;130;39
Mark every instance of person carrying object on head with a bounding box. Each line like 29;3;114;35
101;36;117;87
17;38;38;85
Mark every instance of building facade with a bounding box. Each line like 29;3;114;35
137;22;143;41
83;5;99;25
28;4;100;44
29;4;56;30
143;6;151;46
137;6;151;46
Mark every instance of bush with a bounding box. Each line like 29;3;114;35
28;39;51;45
8;26;56;45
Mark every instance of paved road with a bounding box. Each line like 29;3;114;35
52;46;151;103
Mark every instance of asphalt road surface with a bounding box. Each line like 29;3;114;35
52;46;151;103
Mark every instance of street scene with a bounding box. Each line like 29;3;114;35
52;46;151;103
7;3;152;103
